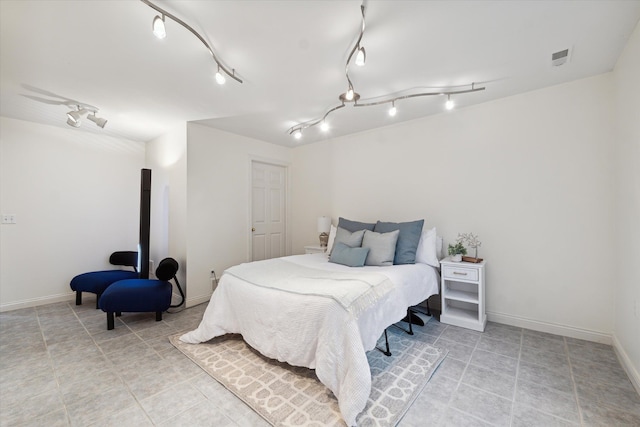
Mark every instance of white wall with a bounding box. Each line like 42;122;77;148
292;73;616;343
0;117;145;310
184;123;293;306
612;22;640;391
145;124;188;303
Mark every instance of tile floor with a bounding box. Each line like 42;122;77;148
0;298;638;426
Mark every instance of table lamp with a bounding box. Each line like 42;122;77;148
317;216;331;249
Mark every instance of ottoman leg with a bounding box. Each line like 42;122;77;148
95;293;101;309
107;312;115;330
155;311;162;321
75;291;82;306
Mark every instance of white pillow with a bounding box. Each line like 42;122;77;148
415;227;440;267
326;224;337;255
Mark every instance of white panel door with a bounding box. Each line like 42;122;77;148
251;161;286;261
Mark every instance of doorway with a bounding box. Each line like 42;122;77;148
250;161;287;261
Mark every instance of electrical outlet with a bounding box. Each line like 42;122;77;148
1;214;16;224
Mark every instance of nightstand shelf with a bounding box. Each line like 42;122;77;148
440;256;486;332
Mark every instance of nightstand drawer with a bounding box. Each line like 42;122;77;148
442;265;479;281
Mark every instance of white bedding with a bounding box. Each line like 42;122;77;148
180;253;440;426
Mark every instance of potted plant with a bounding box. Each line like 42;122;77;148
447;241;467;262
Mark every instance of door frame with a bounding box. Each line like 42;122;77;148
247;156;292;261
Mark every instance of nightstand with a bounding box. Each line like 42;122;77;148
439;256;486;332
304;245;326;254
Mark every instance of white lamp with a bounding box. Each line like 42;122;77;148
317;216;331;249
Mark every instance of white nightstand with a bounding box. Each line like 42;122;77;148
439;256;486;332
304;245;326;254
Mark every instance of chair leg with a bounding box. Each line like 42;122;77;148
155;311;162;321
426;299;431;316
107;312;115;330
75;291;82;306
116;312;122;317
95;293;101;309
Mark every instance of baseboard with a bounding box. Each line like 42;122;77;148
487;310;612;345
0;292;76;312
186;293;211;308
612;334;640;395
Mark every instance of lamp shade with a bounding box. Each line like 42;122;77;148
317;216;331;234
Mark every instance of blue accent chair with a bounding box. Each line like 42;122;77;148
99;257;183;330
70;251;139;309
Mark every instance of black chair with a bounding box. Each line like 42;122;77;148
99;257;184;330
70;251;139;308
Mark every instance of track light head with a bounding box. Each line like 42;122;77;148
66;108;87;127
388;102;397;117
153;15;166;39
445;95;455;110
320;121;329;132
66;116;81;128
355;46;366;66
87;113;108;128
293;129;302;140
215;67;226;85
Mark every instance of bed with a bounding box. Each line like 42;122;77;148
180;245;440;425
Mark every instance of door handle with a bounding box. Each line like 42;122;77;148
251;227;255;232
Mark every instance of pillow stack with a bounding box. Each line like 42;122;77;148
328;217;425;267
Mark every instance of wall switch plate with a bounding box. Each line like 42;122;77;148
1;214;16;224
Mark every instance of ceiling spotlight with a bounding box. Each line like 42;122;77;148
345;87;354;101
355;46;366;66
152;15;166;39
87;113;108;128
388;102;397;117
445;95;455;110
320;121;329;132
215;66;226;85
66;108;87;127
293;129;302;140
66;116;81;128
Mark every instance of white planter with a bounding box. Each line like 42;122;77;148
451;254;462;262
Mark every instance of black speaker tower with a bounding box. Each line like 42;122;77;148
139;169;152;279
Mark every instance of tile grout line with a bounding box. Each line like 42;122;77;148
34;303;72;426
508;327;524;427
565;336;585;427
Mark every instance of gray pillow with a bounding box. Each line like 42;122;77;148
333;227;365;249
362;230;399;266
374;220;424;264
338;217;376;233
329;242;369;267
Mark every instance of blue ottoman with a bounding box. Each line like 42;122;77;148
70;251;138;308
99;258;181;330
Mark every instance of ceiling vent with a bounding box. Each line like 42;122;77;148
552;48;570;66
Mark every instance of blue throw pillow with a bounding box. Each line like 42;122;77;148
338;217;376;233
374;220;424;264
329;242;370;267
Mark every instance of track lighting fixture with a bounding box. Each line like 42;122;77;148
66;105;108;129
445;95;455;110
293;129;302;140
320;121;329;132
152;15;166;39
287;1;486;139
388;102;397;117
141;0;242;84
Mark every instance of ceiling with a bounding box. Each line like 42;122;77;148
1;1;639;147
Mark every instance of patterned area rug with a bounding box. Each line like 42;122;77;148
170;322;446;426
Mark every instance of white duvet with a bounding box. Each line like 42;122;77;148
180;254;440;426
